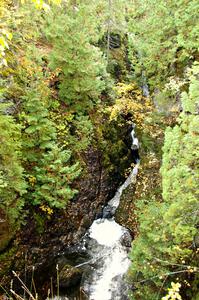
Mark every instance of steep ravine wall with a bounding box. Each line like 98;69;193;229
115;113;176;236
0;124;133;296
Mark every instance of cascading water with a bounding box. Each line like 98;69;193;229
54;125;140;300
141;70;150;98
79;126;140;300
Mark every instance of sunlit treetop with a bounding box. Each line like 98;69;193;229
20;0;61;10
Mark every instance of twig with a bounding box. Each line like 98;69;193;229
10;289;25;300
31;278;37;300
154;257;199;270
50;277;54;299
56;264;59;300
12;271;36;300
21;286;37;300
156;275;168;300
23;252;28;300
0;283;12;299
136;269;197;284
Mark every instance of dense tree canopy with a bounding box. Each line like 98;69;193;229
129;64;199;300
0;0;198;299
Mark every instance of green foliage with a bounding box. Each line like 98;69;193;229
19;62;81;208
51;111;94;153
161;64;199;248
0;0;13;68
128;0;199;90
0;0;118;219
71;115;94;151
129;64;199;300
32;145;80;208
0;101;26;222
1;1;198;299
45;6;107;112
33;212;45;234
21;86;56;163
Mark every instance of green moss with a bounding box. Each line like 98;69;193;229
0;246;17;277
34;212;46;235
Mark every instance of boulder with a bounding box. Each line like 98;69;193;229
59;265;82;289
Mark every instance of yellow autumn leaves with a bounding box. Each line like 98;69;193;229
29;177;53;215
162;282;182;300
40;204;53;215
20;0;61;10
0;17;13;67
108;82;153;130
0;0;61;68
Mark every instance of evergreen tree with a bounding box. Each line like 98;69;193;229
45;5;107;112
21;86;56;164
20;60;81;209
33;145;80;208
0;101;26;223
128;0;199;90
129;64;199;300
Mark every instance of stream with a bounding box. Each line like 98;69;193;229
57;126;139;300
81;161;139;300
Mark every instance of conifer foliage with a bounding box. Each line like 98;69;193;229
45;5;107;112
128;0;199;89
0;0;114;225
0;1;199;299
0;102;26;222
129;64;199;300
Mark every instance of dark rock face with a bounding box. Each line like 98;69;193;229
0;147;124;294
0;210;14;252
102;204;114;219
59;265;82;289
120;231;132;248
115;182;137;235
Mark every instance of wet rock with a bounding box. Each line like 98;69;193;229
95;211;103;220
59;265;82;289
102;205;114;219
111;274;130;300
64;242;87;258
115;182;136;232
0;138;132;293
120;231;132;248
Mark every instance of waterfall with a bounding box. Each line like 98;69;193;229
136;49;150;97
54;125;140;300
142;70;150;98
79;126;140;300
130;124;139;152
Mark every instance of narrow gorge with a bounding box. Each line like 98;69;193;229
56;124;140;300
0;1;198;300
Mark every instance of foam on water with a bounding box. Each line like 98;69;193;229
89;219;126;247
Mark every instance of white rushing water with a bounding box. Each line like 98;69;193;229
52;125;140;300
85;219;131;300
82;170;139;298
130;127;140;151
89;219;126;247
108;164;138;214
81;125;140;300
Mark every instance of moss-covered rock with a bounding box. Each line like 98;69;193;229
59;265;82;289
0;212;14;253
115;178;136;234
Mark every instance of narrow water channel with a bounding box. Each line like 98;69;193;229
57;126;139;300
81;163;139;300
